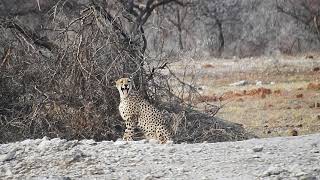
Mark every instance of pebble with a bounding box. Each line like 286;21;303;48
256;81;263;86
300;175;317;180
229;80;248;86
252;146;264;152
168;147;176;153
79;139;96;145
262;166;285;177
114;140;128;146
37;140;52;151
142;174;154;180
165;140;174;145
252;155;260;158
0;148;18;162
148;139;159;144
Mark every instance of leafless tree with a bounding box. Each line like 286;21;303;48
196;0;240;57
158;1;193;50
276;0;320;41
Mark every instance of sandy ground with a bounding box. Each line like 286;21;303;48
1;134;320;179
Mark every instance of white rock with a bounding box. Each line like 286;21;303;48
20;139;34;146
148;139;159;144
42;136;49;141
229;80;248;86
50;138;67;146
256;81;263;86
252;155;260;158
168;147;176;153
143;174;154;180
299;175;317;180
0;148;18;162
4;167;13;176
80;139;96;145
252;146;263;152
114;140;128;146
165;140;174;145
262;166;285;177
139;139;149;144
37;140;51;151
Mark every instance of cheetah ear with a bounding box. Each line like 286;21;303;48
114;78;120;85
128;75;133;80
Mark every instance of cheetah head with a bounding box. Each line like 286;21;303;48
115;78;132;98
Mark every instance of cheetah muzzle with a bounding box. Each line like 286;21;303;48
120;86;129;95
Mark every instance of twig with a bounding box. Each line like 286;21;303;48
0;47;11;68
147;62;168;80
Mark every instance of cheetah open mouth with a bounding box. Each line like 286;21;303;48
121;87;129;95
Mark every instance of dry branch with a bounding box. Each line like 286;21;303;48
0;18;58;51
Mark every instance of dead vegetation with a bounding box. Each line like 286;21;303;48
0;0;252;144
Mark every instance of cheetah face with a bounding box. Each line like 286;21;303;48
116;78;132;98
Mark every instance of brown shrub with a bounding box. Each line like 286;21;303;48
273;89;281;95
202;64;215;68
246;87;272;97
309;102;320;108
236;98;244;102
218;87;272;101
306;55;314;59
197;95;219;102
288;129;298;136
220;91;235;101
307;83;320;90
313;67;320;72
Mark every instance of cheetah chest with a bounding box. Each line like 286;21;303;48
119;100;138;121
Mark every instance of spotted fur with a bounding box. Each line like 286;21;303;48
116;78;171;143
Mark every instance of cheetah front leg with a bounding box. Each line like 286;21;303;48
123;119;136;141
156;127;171;144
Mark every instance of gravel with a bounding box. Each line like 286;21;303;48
1;134;320;179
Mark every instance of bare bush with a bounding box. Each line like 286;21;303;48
0;0;253;144
0;0;178;143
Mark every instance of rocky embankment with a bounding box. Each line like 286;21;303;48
1;134;320;179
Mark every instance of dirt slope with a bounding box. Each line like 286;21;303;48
1;134;320;179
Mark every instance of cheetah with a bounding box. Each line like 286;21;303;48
115;77;172;144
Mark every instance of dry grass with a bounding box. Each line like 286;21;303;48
217;87;320;137
168;54;320;138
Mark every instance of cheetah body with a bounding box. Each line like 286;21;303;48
116;78;171;143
